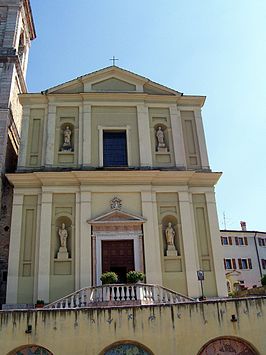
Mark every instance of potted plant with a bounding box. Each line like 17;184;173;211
261;274;266;286
100;271;118;285
126;271;145;283
35;299;45;308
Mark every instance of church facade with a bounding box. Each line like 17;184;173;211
6;66;227;305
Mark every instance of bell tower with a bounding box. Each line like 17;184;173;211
0;0;35;305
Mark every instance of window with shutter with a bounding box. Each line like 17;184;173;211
244;237;248;245
238;258;242;269
232;259;236;269
228;236;232;245
261;259;266;269
235;237;239;245
248;258;252;269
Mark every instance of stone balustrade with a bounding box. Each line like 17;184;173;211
44;283;193;309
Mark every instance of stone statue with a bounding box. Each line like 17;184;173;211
156;126;167;151
62;126;72;150
164;222;178;256
165;222;175;245
58;223;68;249
156;127;165;146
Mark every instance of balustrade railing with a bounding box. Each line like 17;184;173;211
44;283;193;309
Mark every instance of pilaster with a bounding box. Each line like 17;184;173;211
45;104;56;166
6;192;24;303
205;191;227;297
17;106;30;168
83;103;91;166
37;190;53;302
179;191;201;297
137;105;152;167
79;188;92;288
141;190;162;284
169;105;186;168
194;108;209;169
78;104;83;165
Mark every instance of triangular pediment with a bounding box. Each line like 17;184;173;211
44;66;182;96
91;77;136;92
88;208;146;225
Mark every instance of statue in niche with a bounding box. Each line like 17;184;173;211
61;126;72;151
156;126;167;151
57;223;69;259
164;222;178;256
165;222;175;245
59;223;68;248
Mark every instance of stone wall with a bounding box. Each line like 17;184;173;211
0;297;265;355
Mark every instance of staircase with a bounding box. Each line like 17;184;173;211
44;283;193;309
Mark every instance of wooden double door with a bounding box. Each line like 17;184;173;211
102;240;134;283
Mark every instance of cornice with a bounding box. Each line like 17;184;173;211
6;170;222;188
23;0;36;40
18;92;205;107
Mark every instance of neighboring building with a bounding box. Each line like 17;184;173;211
220;221;266;291
0;0;35;305
5;64;228;306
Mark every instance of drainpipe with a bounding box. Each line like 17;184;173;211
254;232;262;278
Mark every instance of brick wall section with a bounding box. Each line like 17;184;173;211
0;174;13;305
0;5;8;46
0;0;25;307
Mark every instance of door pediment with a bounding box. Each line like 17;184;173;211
88;209;146;225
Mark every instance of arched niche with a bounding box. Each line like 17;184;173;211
162;215;180;256
60;123;74;152
55;216;72;258
7;344;53;355
198;336;259;355
100;340;154;355
154;123;168;152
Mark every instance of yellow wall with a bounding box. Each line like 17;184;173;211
91;106;140;167
157;192;187;295
1;298;265;355
17;195;38;304
50;194;76;301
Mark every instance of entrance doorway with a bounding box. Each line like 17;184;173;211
102;240;135;283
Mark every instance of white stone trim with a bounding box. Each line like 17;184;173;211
205;191;227;297
45;104;56;166
79;189;92;288
137;104;152;167
37;191;53;302
6;194;24;303
83;103;92;166
169;105;186;168
78;104;83;165
179;191;201;297
98;125;131;167
17;106;30;168
141;191;163;285
94;231;143;285
194;108;210;169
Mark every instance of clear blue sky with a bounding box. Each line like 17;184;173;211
27;0;266;231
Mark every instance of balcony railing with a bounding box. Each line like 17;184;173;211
44;283;193;309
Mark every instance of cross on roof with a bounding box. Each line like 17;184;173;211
109;56;119;66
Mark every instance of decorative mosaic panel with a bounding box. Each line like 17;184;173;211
14;346;52;355
200;338;257;355
105;343;150;355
